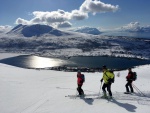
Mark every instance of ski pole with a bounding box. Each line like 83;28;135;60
132;84;143;95
76;86;78;95
132;84;143;96
132;84;141;94
74;87;78;99
98;82;102;96
132;83;146;97
134;84;146;96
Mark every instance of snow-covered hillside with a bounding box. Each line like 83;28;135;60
7;24;70;37
0;34;150;59
0;53;150;113
0;24;150;59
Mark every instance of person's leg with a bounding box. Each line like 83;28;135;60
125;82;130;92
77;85;83;95
80;84;84;95
102;83;107;97
107;83;112;97
129;81;134;93
77;85;81;95
80;87;84;95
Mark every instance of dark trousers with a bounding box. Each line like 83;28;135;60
125;81;134;92
77;84;84;95
102;83;112;96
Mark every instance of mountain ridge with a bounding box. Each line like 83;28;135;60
7;24;70;37
74;27;101;35
0;24;150;60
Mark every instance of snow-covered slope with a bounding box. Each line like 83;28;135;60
0;34;150;59
74;26;101;35
7;24;70;37
0;24;150;59
0;54;150;113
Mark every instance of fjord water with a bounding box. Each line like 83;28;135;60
0;55;150;69
101;31;150;39
0;55;70;68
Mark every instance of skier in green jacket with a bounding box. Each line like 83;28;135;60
101;65;114;99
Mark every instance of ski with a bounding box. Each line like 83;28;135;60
65;94;100;100
65;95;81;98
65;94;114;101
124;92;131;94
65;93;99;98
124;92;135;94
65;95;94;100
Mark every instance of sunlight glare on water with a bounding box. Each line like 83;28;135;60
29;56;66;68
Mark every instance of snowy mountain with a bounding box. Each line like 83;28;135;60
0;32;150;59
74;27;101;35
7;24;70;37
0;24;150;59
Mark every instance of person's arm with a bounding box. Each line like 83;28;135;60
100;73;104;82
100;78;103;82
126;72;132;80
77;74;79;78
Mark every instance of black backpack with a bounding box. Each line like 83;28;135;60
81;74;85;82
132;72;137;81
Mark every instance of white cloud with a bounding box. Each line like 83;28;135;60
15;10;71;26
80;0;119;14
0;25;12;33
71;10;88;20
15;0;119;28
57;21;72;28
15;18;30;25
121;22;140;30
119;22;150;32
32;10;70;23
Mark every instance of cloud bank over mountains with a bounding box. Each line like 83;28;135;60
120;22;150;32
0;25;12;33
15;0;119;28
0;21;150;34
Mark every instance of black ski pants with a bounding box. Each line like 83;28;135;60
102;83;112;96
125;80;134;93
77;84;84;95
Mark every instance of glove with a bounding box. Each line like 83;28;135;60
108;79;112;83
100;79;103;83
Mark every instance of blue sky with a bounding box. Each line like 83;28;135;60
0;0;150;31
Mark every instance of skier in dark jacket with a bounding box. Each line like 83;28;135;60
125;68;134;93
77;70;85;96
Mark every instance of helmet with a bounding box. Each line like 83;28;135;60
102;65;107;69
77;70;81;73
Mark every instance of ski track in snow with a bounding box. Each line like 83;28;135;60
66;91;150;106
